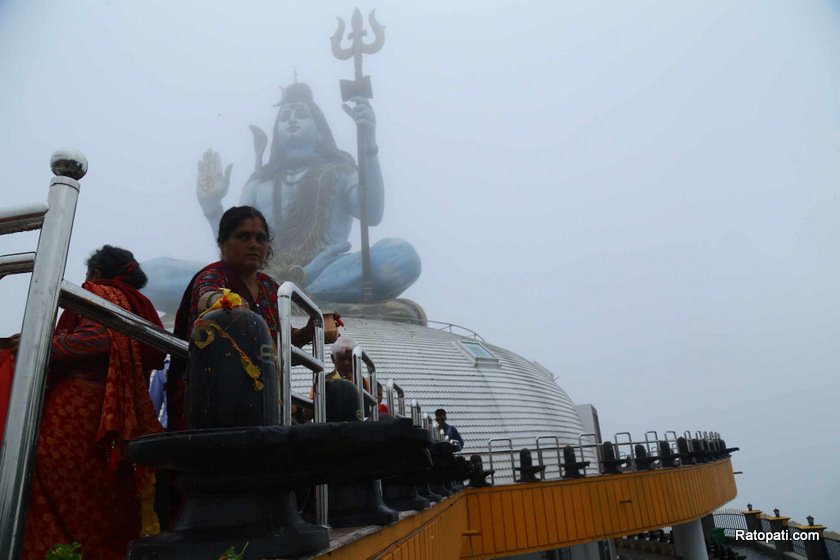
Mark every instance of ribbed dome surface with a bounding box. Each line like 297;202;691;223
290;317;589;483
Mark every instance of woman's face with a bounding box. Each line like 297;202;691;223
219;217;269;275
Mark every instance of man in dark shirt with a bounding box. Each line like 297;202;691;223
435;408;464;451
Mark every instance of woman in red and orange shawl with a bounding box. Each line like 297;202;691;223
21;245;166;560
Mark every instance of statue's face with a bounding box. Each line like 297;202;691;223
275;101;319;148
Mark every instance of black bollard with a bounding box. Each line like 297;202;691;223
382;479;431;512
428;442;457;498
691;438;707;463
468;455;494;488
327;480;399;528
634;444;657;471
707;439;721;460
713;439;726;460
381;445;433;512
561;445;590;479
450;455;472;492
719;439;740;457
600;442;625;474
677;437;695;465
658;441;677;468
514;448;545;483
417;481;444;502
322;393;399;527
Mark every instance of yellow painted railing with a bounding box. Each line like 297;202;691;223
312;458;737;560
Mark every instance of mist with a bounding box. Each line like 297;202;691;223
1;0;838;529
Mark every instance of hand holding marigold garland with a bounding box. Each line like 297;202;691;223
199;288;244;317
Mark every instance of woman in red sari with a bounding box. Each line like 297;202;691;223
22;246;166;560
167;206;313;431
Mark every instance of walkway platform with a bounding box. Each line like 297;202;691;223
299;458;737;560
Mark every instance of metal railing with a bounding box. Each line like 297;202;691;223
710;509;748;537
276;282;325;427
827;536;840;560
711;509;840;560
384;378;406;417
0;155;84;559
344;314;485;341
0;252;36;279
410;399;422;426
487;438;515;486
760;518;772;534
423;413;438;439
276;282;327;526
0;201;49;235
351;345;378;421
483;428;735;487
0;151;192;558
59;280;187;357
788;521;808;557
535;435;563;480
578;433;601;476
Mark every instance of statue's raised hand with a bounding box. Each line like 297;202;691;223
196;149;233;210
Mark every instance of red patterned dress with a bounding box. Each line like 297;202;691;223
22;282;165;560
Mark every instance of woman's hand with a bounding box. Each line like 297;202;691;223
198;290;249;314
300;316;316;345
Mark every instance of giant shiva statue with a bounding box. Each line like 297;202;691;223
142;83;421;314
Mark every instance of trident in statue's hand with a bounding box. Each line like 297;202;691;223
331;8;384;103
331;8;385;303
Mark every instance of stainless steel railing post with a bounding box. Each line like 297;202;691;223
535;435;562;480
423;413;434;436
351;346;378;421
383;378;406;417
276;282;327;526
644;430;659;458
410;399;421;426
398;390;405;416
664;430;679;454
352;347;365;421
614;431;635;468
487;438;514;486
0;151;86;558
578;433;600;476
276;282;324;426
385;379;396;416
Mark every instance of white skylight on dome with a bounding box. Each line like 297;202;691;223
456;340;500;367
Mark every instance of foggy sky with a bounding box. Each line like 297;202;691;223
1;1;838;528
